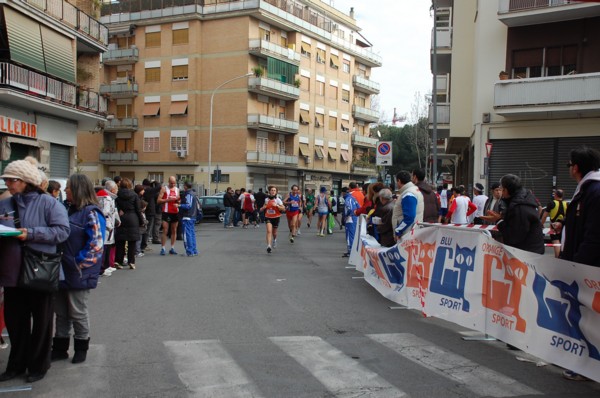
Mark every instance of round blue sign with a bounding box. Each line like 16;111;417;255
378;143;391;155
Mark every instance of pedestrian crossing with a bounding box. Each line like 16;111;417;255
1;333;551;397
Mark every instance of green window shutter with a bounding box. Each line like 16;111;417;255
41;25;76;83
267;57;299;84
4;7;46;73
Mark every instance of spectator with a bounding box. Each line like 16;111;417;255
97;180;121;276
412;169;439;223
342;187;360;257
371;188;395;247
52;174;105;365
223;187;236;228
233;189;242;227
115;178;144;268
392;170;424;240
134;184;147;254
47;180;62;200
179;181;199;256
540;188;568;258
349;182;365;207
254;188;266;223
142;178;161;245
471;183;488;223
438;183;449;222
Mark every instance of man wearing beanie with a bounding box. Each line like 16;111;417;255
0;156;70;383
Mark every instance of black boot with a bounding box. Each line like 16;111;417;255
72;338;90;364
51;337;70;361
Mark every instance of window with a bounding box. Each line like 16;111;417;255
278;139;285;154
116;104;130;118
257;137;268;153
267;57;299;84
342;59;350;73
314;146;324;159
512;45;577;78
259;28;270;42
330;85;338;100
300;110;310;125
299;143;310;157
330;54;340;70
145;67;160;83
301;42;311;58
177;174;194;183
315;113;324;128
342;89;350;103
341;122;349;133
172;29;188;45
143;102;160;117
210;172;229;183
144;136;160;152
329;116;337;131
169;101;188;116
116;70;128;78
317;81;325;96
170;131;188;151
145;32;161;47
316;48;325;64
280;36;287;47
301;76;310;91
148;172;163;182
172;65;188;80
340;150;349;162
328;148;337;161
355;94;366;107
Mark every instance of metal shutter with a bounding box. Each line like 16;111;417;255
49;144;71;178
489;139;554;202
556;137;600;199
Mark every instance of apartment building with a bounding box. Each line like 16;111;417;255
80;0;381;194
0;0;107;188
430;0;600;200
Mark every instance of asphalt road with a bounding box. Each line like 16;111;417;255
0;220;598;397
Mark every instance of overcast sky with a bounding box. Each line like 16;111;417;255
330;0;433;124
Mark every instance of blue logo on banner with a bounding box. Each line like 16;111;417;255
533;274;600;360
430;245;476;312
377;245;405;286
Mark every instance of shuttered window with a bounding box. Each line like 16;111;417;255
50;144;71;178
146;31;161;47
172;29;188;45
4;8;46;74
41;25;75;83
267;57;299;84
329;116;337;131
172;65;188;80
145;67;160;82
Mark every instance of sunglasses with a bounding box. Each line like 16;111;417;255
2;178;21;183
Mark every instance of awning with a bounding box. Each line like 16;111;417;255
300;110;310;125
340;150;349;162
314;146;324;159
299;143;310;157
341;122;349;132
330;54;340;69
4;7;46;74
301;43;311;54
169;101;188;115
143;103;160;117
41;25;75;83
328;149;337;161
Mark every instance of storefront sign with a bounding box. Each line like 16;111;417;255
0;116;37;139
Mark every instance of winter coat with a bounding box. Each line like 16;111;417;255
372;200;395;247
0;191;70;287
496;188;544;254
60;205;105;290
97;189;120;245
143;185;161;216
416;181;440;223
392;182;424;236
115;188;144;242
560;171;600;266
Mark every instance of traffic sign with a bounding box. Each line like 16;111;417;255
376;141;393;166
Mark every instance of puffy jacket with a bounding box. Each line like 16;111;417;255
496;188;544;254
60;205;105;290
392;182;424;237
416;181;440;223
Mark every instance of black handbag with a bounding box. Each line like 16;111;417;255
12;197;62;292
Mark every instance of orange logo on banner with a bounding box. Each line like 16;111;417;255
593;292;600;313
406;241;435;289
482;253;528;332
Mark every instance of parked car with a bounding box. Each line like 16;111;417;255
198;196;225;223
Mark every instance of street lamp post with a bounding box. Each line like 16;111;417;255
208;72;253;195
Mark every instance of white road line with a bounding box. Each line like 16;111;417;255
367;333;542;397
164;340;264;398
270;336;407;398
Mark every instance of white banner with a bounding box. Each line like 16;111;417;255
353;220;600;382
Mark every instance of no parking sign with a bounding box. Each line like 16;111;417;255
376;141;393;166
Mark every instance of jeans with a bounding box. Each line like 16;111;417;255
224;206;232;227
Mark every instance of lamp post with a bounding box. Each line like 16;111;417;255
208;72;253;195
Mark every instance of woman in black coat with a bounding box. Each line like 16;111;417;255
114;178;145;269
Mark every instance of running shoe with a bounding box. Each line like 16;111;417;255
562;370;590;381
267;245;272;253
290;236;294;243
169;248;178;255
160;248;166;256
115;263;124;269
136;252;145;258
296;230;301;236
273;239;277;248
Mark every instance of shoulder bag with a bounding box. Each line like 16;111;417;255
12;197;61;292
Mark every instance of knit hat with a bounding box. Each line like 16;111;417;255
1;156;42;186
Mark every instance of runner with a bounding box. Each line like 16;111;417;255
305;188;315;228
315;186;331;236
284;185;302;243
261;186;285;253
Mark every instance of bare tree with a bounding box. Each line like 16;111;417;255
408;92;431;177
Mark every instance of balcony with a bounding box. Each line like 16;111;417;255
99;80;138;99
102;47;139;66
431;27;452;75
246;151;298;167
351;133;378;149
0;62;106;130
352;75;380;95
99;151;138;162
351;161;377;176
428;103;450;139
24;0;109;50
103;117;139;132
329;35;382;68
498;0;600;27
352;105;380;123
247;114;299;134
248;77;300;101
249;39;301;65
494;73;600;118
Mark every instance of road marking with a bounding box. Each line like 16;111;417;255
164;340;264;398
367;333;542;397
270;336;407;397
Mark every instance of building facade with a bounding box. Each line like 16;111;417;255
0;0;107;189
430;0;600;200
80;0;381;195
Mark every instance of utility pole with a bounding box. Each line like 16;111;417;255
432;0;439;184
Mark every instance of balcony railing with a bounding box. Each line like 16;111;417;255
352;75;380;95
431;28;452;49
24;0;109;46
247;114;299;134
428;103;450;125
99;151;138;162
352;105;380;123
249;39;301;65
351;133;378;148
497;0;600;27
351;162;377;175
500;0;585;12
248;77;300;101
0;62;106;115
99;81;139;98
102;47;139;65
246;151;298;166
494;73;600;116
104;117;139;132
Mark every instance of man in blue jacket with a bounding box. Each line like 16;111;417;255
179;182;199;257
